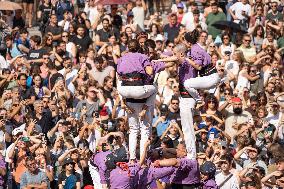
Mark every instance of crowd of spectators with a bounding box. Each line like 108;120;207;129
0;0;283;188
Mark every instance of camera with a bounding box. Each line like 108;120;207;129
100;120;116;132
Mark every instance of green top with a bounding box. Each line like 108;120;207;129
206;11;226;39
277;37;284;48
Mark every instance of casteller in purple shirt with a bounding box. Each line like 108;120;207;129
179;43;211;84
92;151;111;184
178;59;196;84
187;44;211;67
117;52;152;76
109;163;175;189
170;158;201;185
201;179;219;189
144;61;166;84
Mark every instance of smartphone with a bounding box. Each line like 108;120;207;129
209;132;215;141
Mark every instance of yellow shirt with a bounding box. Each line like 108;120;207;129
237;45;256;63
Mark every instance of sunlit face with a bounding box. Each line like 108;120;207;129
108;35;116;44
211;54;218;65
125;27;133;37
33;76;42;86
77;27;85;36
257;109;265;118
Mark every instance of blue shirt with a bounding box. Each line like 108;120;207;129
153;117;171;136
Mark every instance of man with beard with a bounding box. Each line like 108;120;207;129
95;18;120;48
71;24;93;53
222;97;252;143
45;14;63;44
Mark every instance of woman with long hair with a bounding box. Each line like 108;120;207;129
252;25;265;53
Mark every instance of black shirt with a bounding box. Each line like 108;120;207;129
34;110;54;134
96;28;120;43
28;48;47;61
163;24;180;43
71;35;93;53
39;4;52;23
20;86;35;100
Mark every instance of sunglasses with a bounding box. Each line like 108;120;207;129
244;39;251;42
62;35;68;37
223;37;229;39
168;45;174;48
224;92;230;95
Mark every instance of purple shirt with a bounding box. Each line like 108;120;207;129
144;61;166;84
93;151;111;184
187;44;211;67
178;60;196;84
109;163;140;189
0;156;4;186
201;179;219;189
170;158;201;185
135;166;175;189
109;163;174;189
117;52;152;76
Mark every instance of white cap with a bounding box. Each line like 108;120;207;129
155;34;164;42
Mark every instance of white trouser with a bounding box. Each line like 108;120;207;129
127;102;152;160
117;80;157;107
184;73;220;99
179;97;197;160
180;73;220;160
88;161;103;189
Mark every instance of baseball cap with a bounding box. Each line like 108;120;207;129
155;34;164;42
160;104;168;113
177;3;184;9
62;158;75;167
200;161;216;176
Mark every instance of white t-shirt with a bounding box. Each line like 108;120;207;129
266;112;281;128
0;55;9;69
84;5;98;26
58;20;70;31
58;68;78;94
230;2;251;23
132;6;145;31
181;12;204;32
215;172;239;189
